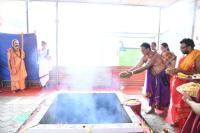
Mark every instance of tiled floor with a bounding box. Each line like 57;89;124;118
0;96;44;133
129;95;176;133
0;93;176;133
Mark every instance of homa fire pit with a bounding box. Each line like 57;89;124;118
25;92;143;133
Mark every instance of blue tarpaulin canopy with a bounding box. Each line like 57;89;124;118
0;33;39;80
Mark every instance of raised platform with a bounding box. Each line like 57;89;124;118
23;92;144;133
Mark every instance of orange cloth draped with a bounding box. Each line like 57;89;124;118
7;48;27;91
179;50;200;70
170;50;200;128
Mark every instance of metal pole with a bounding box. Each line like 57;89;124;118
56;0;59;85
157;7;161;49
26;0;29;33
191;0;198;39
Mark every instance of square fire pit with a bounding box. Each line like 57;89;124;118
26;92;143;133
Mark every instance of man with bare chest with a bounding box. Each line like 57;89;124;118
121;43;170;116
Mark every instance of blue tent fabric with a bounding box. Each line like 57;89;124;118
0;33;39;80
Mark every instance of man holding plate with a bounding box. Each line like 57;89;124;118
167;38;200;128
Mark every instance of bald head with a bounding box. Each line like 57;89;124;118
12;39;19;50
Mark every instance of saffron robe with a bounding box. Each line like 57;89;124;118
170;50;200;127
7;48;27;91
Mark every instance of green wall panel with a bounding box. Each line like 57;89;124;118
119;48;142;66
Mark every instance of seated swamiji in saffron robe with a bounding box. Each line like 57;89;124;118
7;39;27;93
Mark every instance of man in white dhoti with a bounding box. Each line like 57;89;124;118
38;41;52;88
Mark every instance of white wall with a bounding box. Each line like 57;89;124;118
159;0;196;58
193;0;200;49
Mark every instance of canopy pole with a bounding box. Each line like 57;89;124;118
157;7;161;49
191;0;198;39
56;0;59;85
26;0;29;33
